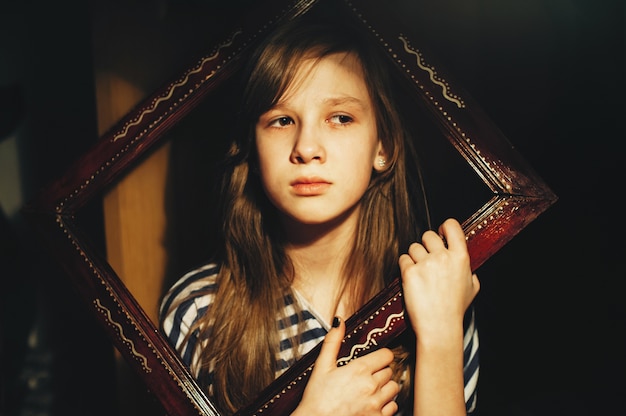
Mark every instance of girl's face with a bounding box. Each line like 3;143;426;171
255;52;385;229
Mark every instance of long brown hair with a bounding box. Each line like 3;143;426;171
185;13;424;414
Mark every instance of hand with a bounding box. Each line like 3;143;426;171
398;218;480;344
293;317;400;416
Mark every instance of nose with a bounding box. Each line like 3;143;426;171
290;124;325;164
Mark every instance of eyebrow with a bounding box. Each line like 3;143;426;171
269;96;368;113
322;96;368;109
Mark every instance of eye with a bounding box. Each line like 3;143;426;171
268;116;294;127
328;114;353;125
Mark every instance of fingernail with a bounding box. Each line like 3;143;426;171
332;317;340;328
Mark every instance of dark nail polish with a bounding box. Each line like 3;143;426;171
332;317;340;328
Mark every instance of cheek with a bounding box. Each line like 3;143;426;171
257;158;276;190
255;139;275;175
342;152;376;189
255;150;282;200
355;141;379;172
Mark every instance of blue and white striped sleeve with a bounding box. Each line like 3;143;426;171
463;307;480;413
159;264;219;372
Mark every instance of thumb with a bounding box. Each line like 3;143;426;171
316;316;345;370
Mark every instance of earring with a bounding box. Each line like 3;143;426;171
377;158;386;168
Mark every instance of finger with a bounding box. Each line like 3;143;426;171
381;396;399;416
407;241;427;260
420;229;446;251
438;218;467;252
379;379;400;402
398;253;414;271
372;366;393;386
355;347;394;374
379;380;400;416
316;316;345;371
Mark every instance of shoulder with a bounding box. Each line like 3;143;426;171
161;264;220;310
159;263;220;345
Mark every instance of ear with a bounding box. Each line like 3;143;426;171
372;141;388;172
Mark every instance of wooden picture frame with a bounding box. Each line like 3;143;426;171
21;0;557;415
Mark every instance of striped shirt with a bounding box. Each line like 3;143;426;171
160;263;479;413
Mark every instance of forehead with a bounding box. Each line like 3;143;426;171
279;51;370;103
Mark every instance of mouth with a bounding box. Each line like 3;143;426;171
290;177;331;196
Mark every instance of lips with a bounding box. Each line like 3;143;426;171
290;177;331;196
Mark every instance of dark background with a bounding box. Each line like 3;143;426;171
1;0;624;415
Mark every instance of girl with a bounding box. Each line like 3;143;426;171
161;12;480;416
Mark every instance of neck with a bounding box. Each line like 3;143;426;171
283;209;359;323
